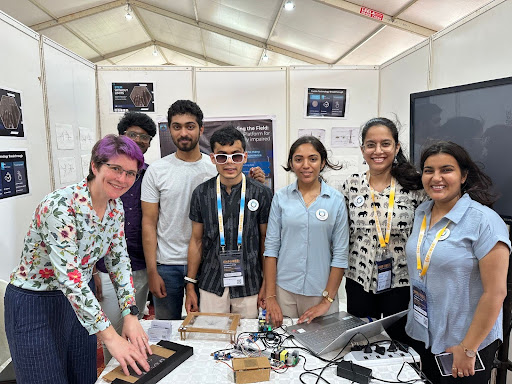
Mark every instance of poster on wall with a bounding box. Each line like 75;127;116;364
0;151;29;199
298;129;325;142
159;117;275;192
112;83;155;113
305;88;347;118
331;127;359;148
0;87;24;137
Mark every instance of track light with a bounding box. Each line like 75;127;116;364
284;0;295;10
153;45;158;56
125;4;133;20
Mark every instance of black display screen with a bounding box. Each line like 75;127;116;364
410;76;512;223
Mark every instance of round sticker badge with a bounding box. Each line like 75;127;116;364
354;195;364;208
439;228;450;241
248;199;259;211
316;209;328;221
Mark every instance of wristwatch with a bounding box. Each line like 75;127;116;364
122;305;139;318
322;290;334;303
460;343;476;358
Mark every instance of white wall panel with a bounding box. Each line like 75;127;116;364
0;12;51;280
43;37;97;189
379;43;429;155
195;68;287;189
431;0;512;89
289;66;379;188
97;66;193;164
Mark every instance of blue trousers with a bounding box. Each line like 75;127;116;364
154;264;199;320
4;284;97;384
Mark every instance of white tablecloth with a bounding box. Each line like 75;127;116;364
96;319;423;384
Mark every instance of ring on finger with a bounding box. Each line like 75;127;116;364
458;371;464;376
452;367;457;371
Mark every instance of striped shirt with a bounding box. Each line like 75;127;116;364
189;176;272;298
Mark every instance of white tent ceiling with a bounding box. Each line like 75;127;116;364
0;0;493;67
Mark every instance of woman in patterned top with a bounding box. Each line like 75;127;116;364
341;118;426;341
5;135;152;383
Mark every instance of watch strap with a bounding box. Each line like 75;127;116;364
184;276;198;284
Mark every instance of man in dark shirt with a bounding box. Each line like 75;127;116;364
94;111;156;364
185;126;272;318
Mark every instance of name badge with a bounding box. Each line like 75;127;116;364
220;250;245;287
375;248;392;292
412;281;428;328
316;209;328;221
354;195;365;207
247;199;259;211
439;228;450;241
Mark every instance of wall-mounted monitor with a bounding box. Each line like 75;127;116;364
410;76;512;223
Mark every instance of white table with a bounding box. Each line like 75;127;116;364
96;319;423;384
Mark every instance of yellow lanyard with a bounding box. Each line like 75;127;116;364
368;174;396;248
416;215;451;277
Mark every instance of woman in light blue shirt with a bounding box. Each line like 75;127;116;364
264;136;349;327
405;141;510;383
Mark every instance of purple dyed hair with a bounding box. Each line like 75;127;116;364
87;134;144;181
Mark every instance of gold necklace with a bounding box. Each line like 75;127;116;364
303;193;319;207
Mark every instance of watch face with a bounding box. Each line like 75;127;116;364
130;306;139;316
322;290;328;297
465;349;476;358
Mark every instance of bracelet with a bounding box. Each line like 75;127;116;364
265;294;276;301
92;272;99;276
184;276;197;284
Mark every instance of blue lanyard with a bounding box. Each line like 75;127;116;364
216;174;246;251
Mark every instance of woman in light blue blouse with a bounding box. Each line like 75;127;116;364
406;141;510;383
264;136;349;327
5;135;152;383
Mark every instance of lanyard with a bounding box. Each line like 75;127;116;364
217;174;246;252
416;214;451;277
367;173;396;248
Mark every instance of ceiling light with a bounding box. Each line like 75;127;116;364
262;51;269;62
284;0;295;11
125;4;133;20
153;45;158;56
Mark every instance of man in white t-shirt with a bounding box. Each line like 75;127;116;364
141;100;264;319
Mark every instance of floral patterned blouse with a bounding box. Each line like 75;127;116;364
10;179;135;334
341;173;428;293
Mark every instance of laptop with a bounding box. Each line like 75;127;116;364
287;309;409;355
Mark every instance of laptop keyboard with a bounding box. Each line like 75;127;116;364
297;316;365;349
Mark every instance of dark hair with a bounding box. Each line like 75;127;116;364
420;141;496;207
283;136;341;175
361;117;422;191
167;100;203;127
87;134;144;181
210;126;246;151
117;112;157;137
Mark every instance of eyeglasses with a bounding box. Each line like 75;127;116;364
104;163;140;180
213;153;245;164
362;141;394;152
125;131;152;143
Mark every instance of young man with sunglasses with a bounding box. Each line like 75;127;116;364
142;101;266;320
185;126;272;318
94;111;156;364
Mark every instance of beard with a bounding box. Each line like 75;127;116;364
172;136;199;152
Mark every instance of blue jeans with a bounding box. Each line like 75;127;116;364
4;284;97;384
154;264;199;320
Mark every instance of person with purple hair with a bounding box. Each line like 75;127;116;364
4;134;152;383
